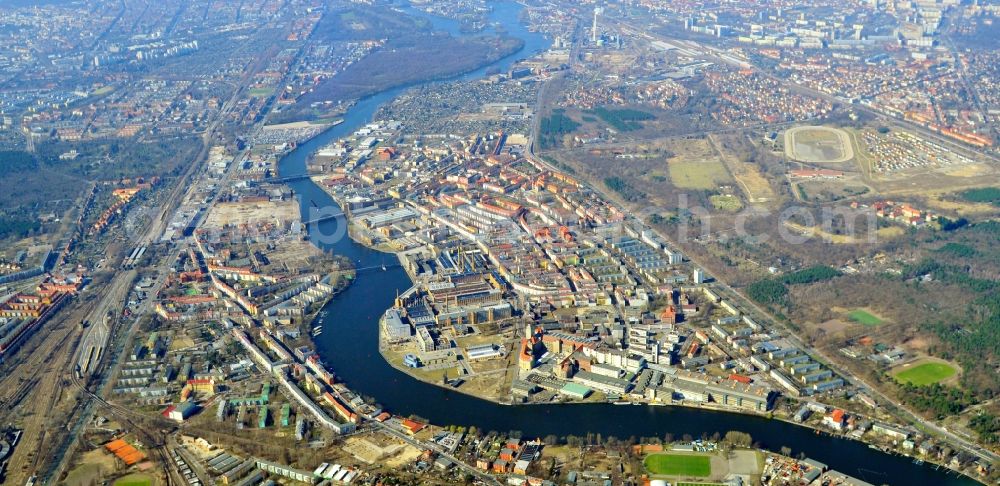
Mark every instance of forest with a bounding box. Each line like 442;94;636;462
778;265;841;285
0;216;40;240
746;279;789;305
923;290;1000;398
959;186;1000;206
603;176;645;202
969;413;1000;444
896;383;975;419
746;265;841;306
538;110;581;150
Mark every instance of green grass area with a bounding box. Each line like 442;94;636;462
893;362;958;386
677;483;726;486
588;106;655;132
91;86;114;96
667;160;733;190
848;309;883;326
64;464;102;486
710;194;743;212
643;453;711;477
113;473;153;486
250;87;274;97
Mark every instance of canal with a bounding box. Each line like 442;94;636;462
275;3;979;484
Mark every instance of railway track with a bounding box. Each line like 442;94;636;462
40;372;178;486
0;308;86;485
0;304;82;416
0;378;39;412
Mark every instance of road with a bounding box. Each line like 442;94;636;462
372;422;501;485
39;11;319;482
940;33;998;140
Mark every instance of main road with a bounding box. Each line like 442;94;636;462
42;23;297;481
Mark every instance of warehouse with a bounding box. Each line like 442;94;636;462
559;382;592;399
573;370;632;394
466;343;505;360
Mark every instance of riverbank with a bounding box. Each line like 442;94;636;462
262;119;343;131
294;155;987;486
271;1;983;483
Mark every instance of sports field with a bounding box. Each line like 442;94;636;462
848;309;883;326
113;473;154;486
644;453;712;477
892;361;958;386
785;126;853;163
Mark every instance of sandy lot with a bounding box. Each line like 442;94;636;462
203;199;301;228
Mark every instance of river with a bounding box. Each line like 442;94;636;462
275;3;979;485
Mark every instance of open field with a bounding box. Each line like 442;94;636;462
892;359;959;386
925;193;1000;218
848;308;884;326
782;221;904;244
662;138;734;190
668;158;733;190
794;178;869;203
644;453;711;477
724;160;775;204
91;86;115;96
64;447;120;486
342;433;407;464
813;318;853;335
865;161;1000;205
202;199;300;228
168;334;196;351
942;164;993;178
709;133;777;204
785;126;853;164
